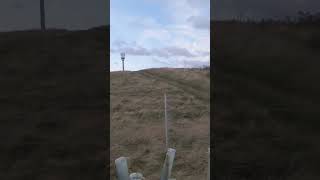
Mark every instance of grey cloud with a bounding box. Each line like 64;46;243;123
183;59;209;68
115;41;151;56
151;57;209;69
117;46;151;56
151;48;170;58
151;58;174;66
196;50;210;56
112;41;197;58
187;0;210;9
163;46;196;57
187;16;209;29
112;40;128;48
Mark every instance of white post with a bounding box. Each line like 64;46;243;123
115;157;130;180
160;148;176;180
129;172;144;180
164;93;168;150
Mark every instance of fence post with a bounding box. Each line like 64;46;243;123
115;157;130;180
164;93;168;150
160;148;176;180
208;147;210;180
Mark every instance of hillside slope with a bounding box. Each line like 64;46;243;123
212;21;320;179
0;27;107;179
110;68;210;180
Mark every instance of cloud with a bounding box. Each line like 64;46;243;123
163;46;196;57
112;40;128;48
196;50;210;56
151;57;209;68
151;57;174;66
150;48;170;58
129;16;161;29
187;16;210;30
137;23;210;56
183;59;209;68
116;46;151;56
112;41;199;58
187;0;209;8
125;47;150;56
166;0;202;23
110;0;210;70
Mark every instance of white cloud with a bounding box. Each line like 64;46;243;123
110;0;210;70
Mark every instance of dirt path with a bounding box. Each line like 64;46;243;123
140;69;209;103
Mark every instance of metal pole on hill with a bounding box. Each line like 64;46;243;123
164;93;168;150
40;0;46;31
121;52;125;72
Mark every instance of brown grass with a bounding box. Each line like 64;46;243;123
212;21;320;179
0;27;107;179
110;68;210;180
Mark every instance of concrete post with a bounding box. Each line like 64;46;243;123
160;148;176;180
115;157;130;180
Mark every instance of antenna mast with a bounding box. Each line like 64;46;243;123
121;52;125;72
40;0;46;31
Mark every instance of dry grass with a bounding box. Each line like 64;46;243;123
0;27;107;179
110;68;210;180
212;21;320;179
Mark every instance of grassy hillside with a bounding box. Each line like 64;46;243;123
110;68;210;180
0;27;107;179
212;21;320;179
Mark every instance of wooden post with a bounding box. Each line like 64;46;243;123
115;157;130;180
160;148;176;180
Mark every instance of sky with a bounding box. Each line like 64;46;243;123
110;0;210;71
0;0;108;31
1;0;320;30
1;0;320;71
